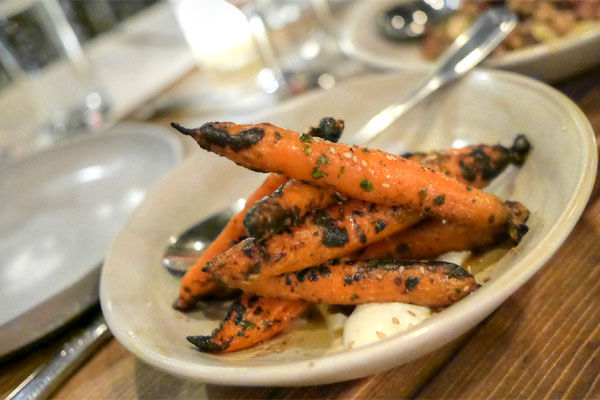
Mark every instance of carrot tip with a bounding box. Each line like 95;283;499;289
509;134;531;166
187;335;229;353
170;122;195;136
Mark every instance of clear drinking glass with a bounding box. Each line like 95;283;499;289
0;0;110;162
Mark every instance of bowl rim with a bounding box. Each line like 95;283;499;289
100;69;597;386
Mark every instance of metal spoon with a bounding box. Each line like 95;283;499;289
163;199;245;276
163;7;517;275
376;0;460;41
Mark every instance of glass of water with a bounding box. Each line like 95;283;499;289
0;0;110;161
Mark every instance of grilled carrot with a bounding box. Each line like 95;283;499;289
358;199;530;260
176;173;288;309
242;136;530;240
239;259;478;308
243;118;345;239
171;122;511;231
187;293;307;353
177;118;345;309
404;135;531;187
244;180;339;239
306;117;345;143
205;199;423;284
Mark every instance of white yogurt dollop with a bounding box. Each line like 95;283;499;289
343;303;432;349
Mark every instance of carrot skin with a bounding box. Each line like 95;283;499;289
240;260;478;308
172;122;511;231
206;199;423;284
187;294;307;353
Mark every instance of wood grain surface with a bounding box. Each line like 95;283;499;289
1;66;599;400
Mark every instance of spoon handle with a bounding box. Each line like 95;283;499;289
6;311;111;400
347;7;517;146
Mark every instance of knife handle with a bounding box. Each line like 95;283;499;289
7;312;112;400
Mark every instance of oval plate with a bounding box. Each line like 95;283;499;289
340;0;600;82
0;123;181;358
100;70;596;386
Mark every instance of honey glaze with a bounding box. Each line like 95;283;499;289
461;241;514;283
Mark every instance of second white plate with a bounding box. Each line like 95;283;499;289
340;0;600;82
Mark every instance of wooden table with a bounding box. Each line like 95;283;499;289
1;66;599;400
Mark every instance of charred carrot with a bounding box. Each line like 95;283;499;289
187;294;307;353
239;259;478;308
176;173;288;309
306;117;344;143
358;200;529;260
242;136;530;240
244;180;340;239
404;135;531;187
205;199;423;284
177;118;345;309
243;118;345;239
171;122;512;231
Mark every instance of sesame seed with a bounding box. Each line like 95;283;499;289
419;266;425;274
382;183;390;188
408;310;416;317
347;341;354;349
329;147;336;154
343;152;352;159
313;137;322;143
376;331;386;339
467;266;472;274
392;317;399;324
398;266;405;273
386;154;396;161
463;285;470;292
375;273;383;280
361;160;367;167
352;155;358;163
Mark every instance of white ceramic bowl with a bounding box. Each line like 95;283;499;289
100;70;596;386
340;0;600;82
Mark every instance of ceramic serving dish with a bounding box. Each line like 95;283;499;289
100;70;596;386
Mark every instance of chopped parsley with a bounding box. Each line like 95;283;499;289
360;179;374;192
316;154;330;165
239;320;256;329
312;167;325;179
299;133;312;143
302;145;312;155
433;195;446;206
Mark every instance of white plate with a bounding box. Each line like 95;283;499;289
100;70;596;386
340;0;600;82
0;123;181;358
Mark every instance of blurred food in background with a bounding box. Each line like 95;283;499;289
420;0;600;59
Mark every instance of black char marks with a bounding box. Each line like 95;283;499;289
171;122;265;152
312;210;349;248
